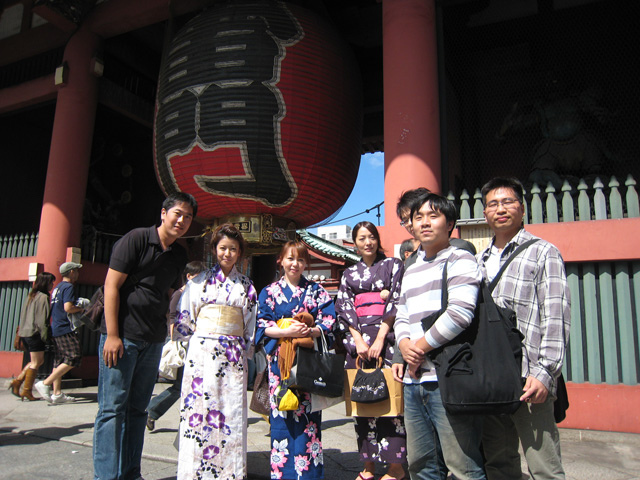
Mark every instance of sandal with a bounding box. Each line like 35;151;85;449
380;474;405;480
358;473;374;480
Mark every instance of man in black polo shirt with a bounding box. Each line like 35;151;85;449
93;192;197;480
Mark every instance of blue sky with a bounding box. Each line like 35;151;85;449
309;152;385;232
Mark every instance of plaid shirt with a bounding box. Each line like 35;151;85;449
477;228;571;397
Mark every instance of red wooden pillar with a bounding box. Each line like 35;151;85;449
37;27;100;279
382;0;441;248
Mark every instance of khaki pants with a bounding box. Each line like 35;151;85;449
482;398;565;480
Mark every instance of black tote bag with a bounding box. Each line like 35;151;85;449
293;331;346;398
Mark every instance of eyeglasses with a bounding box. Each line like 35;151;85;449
484;198;520;211
399;218;410;227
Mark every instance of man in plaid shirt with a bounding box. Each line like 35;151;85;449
478;177;571;480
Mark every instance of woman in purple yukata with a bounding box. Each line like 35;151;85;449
335;221;407;480
174;223;257;480
256;240;337;480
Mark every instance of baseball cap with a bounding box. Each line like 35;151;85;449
60;262;83;276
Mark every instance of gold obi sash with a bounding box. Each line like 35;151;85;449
196;304;244;337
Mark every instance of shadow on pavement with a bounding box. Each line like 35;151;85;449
0;423;95;444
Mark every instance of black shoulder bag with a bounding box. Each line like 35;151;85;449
77;262;160;331
421;240;538;415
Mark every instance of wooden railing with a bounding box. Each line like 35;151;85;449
454;175;639;223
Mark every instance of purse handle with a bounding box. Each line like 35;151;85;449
315;327;329;353
356;356;383;370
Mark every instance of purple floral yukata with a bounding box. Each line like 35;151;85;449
174;265;257;480
335;254;407;465
256;276;336;480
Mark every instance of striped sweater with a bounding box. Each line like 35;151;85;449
394;245;482;383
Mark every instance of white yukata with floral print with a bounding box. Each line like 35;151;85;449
174;264;257;480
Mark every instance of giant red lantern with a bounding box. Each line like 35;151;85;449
154;0;362;235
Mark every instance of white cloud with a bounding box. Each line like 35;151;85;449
363;151;384;168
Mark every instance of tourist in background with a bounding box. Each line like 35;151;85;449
11;271;56;401
146;260;207;431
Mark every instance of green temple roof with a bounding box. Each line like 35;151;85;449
297;229;361;264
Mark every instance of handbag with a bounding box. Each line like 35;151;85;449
554;373;570;423
350;357;389;404
13;326;25;351
278;388;300;411
158;340;187;380
423;240;537;416
77;286;104;331
275;377;300;411
250;367;271;416
345;366;403;417
292;330;345;398
310;392;344;412
78;265;159;332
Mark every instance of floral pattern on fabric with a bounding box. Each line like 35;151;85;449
335;254;404;365
256;276;336;480
335;255;407;465
175;265;257;480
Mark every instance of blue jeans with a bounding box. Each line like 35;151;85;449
93;335;163;480
147;366;183;421
403;382;486;480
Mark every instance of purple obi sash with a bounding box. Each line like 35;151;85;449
354;292;385;317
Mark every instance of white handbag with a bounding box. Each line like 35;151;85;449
158;340;187;380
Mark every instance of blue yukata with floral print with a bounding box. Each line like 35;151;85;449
256;276;337;480
174;265;257;480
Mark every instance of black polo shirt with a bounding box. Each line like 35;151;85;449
101;225;187;343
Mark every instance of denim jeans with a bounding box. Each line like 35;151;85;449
403;382;486;480
147;366;183;421
93;335;163;480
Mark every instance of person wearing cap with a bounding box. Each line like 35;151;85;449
34;261;84;404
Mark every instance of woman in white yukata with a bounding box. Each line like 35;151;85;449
174;223;258;480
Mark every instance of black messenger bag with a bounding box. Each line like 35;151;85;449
423;240;538;415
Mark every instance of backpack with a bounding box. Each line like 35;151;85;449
422;239;538;415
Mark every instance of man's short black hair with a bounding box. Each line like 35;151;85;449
163;192;198;218
480;177;524;205
396;187;431;219
410;192;458;236
399;238;416;258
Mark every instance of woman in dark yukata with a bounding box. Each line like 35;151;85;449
335;221;407;480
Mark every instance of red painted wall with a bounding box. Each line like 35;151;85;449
561;383;640;433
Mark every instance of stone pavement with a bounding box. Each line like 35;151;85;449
1;380;639;480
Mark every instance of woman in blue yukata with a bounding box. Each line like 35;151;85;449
335;221;407;480
256;240;337;480
174;223;258;480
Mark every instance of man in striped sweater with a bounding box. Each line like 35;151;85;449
393;191;486;480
